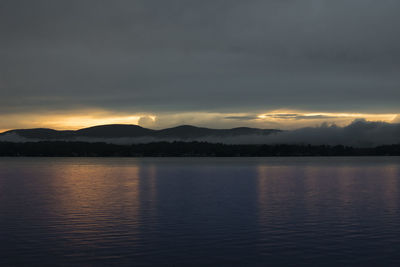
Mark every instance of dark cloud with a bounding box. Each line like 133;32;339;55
265;114;340;120
225;116;259;121
294;115;339;120
226;113;340;121
1;0;400;115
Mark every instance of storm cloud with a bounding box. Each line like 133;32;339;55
1;0;400;118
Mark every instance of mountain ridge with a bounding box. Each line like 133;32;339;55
0;124;281;140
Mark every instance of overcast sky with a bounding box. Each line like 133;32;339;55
1;0;399;130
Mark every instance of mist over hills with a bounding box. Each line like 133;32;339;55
0;124;280;143
1;120;399;147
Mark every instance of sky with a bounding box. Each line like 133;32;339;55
1;0;399;131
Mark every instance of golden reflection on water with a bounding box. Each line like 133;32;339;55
50;163;139;216
256;165;298;223
46;161;158;245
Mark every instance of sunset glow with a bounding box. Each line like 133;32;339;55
0;110;398;133
256;111;397;122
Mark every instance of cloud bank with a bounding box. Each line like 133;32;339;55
1;0;399;116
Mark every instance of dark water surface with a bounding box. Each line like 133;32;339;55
1;157;400;266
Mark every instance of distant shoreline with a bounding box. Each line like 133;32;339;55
1;141;399;157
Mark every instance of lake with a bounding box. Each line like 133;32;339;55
1;157;400;266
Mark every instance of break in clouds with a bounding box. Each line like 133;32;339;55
1;0;400;118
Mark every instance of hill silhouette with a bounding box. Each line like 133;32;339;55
1;123;400;157
0;124;280;140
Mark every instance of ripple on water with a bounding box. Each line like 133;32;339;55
0;157;400;266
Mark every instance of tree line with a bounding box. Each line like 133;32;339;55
0;141;399;157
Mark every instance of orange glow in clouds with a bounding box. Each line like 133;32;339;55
0;111;157;132
0;109;398;133
257;111;397;122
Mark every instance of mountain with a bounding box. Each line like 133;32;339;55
0;128;75;139
0;124;281;141
1;121;399;146
75;124;155;138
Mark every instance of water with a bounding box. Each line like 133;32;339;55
1;157;400;266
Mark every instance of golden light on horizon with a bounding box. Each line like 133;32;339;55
0;109;399;133
57;115;142;129
256;110;398;125
0;111;158;133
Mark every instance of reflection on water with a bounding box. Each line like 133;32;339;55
256;160;400;265
48;163;143;252
1;157;400;266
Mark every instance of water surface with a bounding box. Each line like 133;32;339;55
1;157;400;266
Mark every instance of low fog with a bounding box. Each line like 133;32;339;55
213;120;400;147
1;120;399;147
